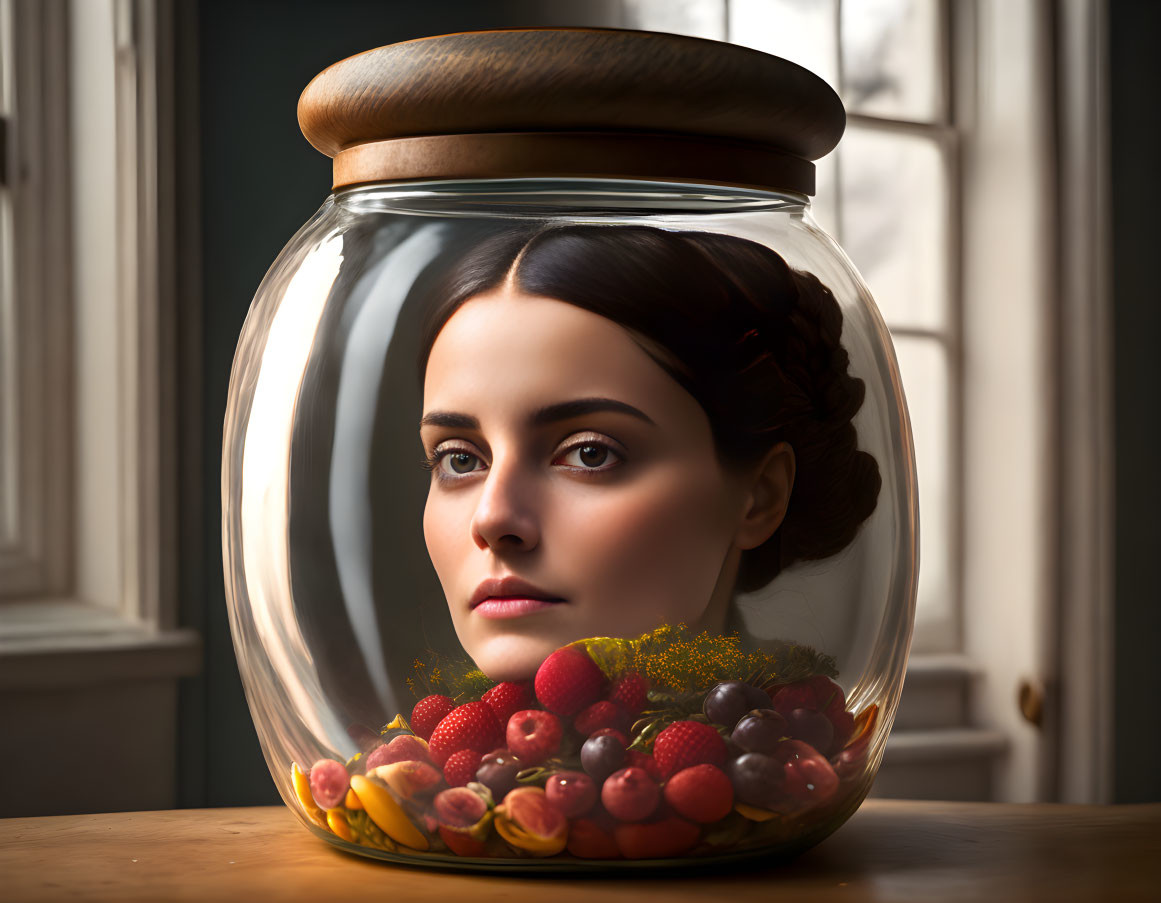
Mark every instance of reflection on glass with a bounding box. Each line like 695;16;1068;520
839;127;947;331
892;336;951;639
840;0;942;121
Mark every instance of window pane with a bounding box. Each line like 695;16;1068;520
892;336;953;640
728;0;838;90
622;0;727;40
839;127;947;330
810;150;839;237
841;0;943;121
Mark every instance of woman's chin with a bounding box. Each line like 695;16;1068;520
470;632;566;683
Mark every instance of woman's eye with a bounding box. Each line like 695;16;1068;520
558;443;622;471
441;450;482;475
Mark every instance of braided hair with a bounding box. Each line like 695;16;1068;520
417;224;880;592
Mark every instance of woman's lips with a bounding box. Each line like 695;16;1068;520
472;596;567;619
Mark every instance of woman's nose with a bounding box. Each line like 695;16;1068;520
470;455;540;552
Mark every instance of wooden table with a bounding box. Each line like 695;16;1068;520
2;800;1159;902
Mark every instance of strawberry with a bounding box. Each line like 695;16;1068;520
442;748;483;788
482;680;533;725
651;720;727;778
608;671;649;715
427;702;503;767
534;646;607;716
411;694;457;741
574;700;631;737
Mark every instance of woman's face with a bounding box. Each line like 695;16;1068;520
420;287;759;681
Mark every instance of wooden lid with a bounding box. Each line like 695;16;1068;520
298;27;845;195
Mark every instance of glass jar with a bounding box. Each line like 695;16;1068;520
223;28;917;871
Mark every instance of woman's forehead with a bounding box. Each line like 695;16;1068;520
421;290;696;428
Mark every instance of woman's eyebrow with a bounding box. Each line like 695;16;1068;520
419;397;655;430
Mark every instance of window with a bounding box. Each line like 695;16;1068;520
624;0;1113;802
0;0;200;818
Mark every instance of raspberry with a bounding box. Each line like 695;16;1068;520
574;700;630;737
652;720;728;778
442;749;483;788
411;694;456;741
534;646;607;716
608;671;649;715
506;709;563;764
482;680;533;725
663;763;734;823
427;702;503;767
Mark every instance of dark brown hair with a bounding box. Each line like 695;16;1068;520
416;224;880;592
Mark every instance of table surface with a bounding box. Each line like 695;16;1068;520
3;800;1160;902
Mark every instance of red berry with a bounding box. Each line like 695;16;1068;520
625;750;662;780
411;694;457;741
574;700;631;737
590;726;630;747
442;748;483;787
427;702;503;767
481;680;533;725
567;817;622;859
544;770;597;818
601;766;660;822
776;739;840;806
608;671;649;714
505;709;563;764
365;734;432;770
614;817;700;859
652;720;728;778
769;677;853;756
663;764;734;823
534;647;607;716
438;825;486;857
308;758;349;810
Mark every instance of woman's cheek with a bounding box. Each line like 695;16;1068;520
577;483;703;586
422;495;460;583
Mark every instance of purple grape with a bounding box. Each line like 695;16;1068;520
786;707;834;755
475;750;522;800
726;752;785;809
731;708;789;754
703;680;773;728
581;733;626;783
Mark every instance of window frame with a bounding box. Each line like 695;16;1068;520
0;0;200;815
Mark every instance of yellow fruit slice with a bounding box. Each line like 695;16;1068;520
349;774;429;851
344;787;363;810
734;802;779;822
381;713;410;732
327;808;354;842
290;762;328;828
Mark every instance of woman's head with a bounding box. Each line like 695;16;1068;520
416;225;880;680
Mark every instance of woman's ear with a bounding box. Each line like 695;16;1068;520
733;442;796;551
